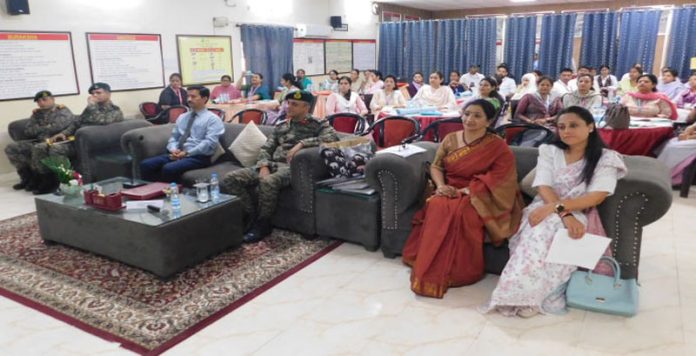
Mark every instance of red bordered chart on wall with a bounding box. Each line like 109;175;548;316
86;33;165;92
325;39;353;73
351;39;376;71
292;38;377;74
0;31;79;101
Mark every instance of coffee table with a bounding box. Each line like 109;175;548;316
35;177;243;278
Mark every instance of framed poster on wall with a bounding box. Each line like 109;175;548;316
382;11;402;23
325;39;353;73
176;35;233;85
0;31;79;101
86;33;165;92
293;39;325;76
352;40;376;71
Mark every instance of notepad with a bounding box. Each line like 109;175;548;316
545;229;611;269
375;144;426;158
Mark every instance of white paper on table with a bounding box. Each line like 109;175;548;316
545;229;611;269
375;144;426;158
126;200;164;210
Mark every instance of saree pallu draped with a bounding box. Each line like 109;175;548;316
402;134;523;298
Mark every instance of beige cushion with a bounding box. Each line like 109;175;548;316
211;143;225;163
228;121;268;167
520;167;537;197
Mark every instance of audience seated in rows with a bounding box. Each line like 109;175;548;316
412;71;458;111
618;65;642;96
322;69;339;92
620;74;677;119
562;73;602;110
677;73;696;108
158;73;188;110
595;65;619;98
511;73;537;101
370;75;407;116
362;70;385;95
551;68;574;100
460;64;485;94
295;69;313;92
350;69;365;93
407;71;425;98
657;67;685;103
496;64;517;99
447;70;467;96
657;113;696;185
514;76;563;126
211;74;242;102
463;76;505;112
325;76;368;117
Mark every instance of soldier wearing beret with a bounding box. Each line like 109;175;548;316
31;82;124;193
4;90;74;193
222;90;339;243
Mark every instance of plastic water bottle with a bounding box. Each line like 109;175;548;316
210;173;220;202
170;182;181;213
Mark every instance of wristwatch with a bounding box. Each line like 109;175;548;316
554;202;566;214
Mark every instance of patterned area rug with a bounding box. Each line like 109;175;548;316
0;213;340;355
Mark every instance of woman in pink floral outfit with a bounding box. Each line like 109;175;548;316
481;106;627;318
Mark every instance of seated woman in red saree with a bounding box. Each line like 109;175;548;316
402;99;524;298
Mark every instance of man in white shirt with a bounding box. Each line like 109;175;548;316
495;64;517;99
460;64;485;93
551;68;574;100
568;66;592;92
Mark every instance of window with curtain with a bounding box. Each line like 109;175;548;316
403;20;437;79
615;10;661;76
538;13;577;77
464;18;497;76
435;19;467;78
579;11;619;70
665;6;696;81
239;24;293;90
378;22;405;79
504;16;537;80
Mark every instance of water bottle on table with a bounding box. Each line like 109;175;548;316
170;182;181;213
210;173;220;202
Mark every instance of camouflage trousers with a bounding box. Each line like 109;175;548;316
4;140;34;170
30;142;76;174
221;164;291;220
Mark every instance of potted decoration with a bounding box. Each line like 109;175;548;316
40;156;83;196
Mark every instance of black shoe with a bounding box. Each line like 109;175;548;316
32;173;58;195
243;219;273;243
12;168;32;190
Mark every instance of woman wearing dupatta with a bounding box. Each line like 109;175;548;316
677;73;696;109
621;74;678;119
412;71;458;111
482;106;627;318
514;76;563;125
562;74;603;110
402;99;524;298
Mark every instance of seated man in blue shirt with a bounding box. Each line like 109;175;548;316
141;86;225;182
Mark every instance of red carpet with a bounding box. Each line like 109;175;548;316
0;213;340;355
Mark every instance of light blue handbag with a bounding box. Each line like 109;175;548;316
566;256;639;317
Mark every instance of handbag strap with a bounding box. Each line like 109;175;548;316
586;256;622;286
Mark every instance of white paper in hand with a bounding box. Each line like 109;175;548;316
545;229;611;269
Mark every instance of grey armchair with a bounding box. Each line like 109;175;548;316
365;142;673;280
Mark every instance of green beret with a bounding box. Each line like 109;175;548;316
285;90;314;104
88;82;111;94
33;90;52;102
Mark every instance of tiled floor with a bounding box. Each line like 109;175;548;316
0;171;694;355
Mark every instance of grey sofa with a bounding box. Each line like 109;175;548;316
8;118;151;183
121;122;335;237
365;142;673;280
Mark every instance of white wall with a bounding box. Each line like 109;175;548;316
0;0;379;173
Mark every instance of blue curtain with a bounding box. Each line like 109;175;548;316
464;18;497;76
240;25;293;90
666;6;696;81
616;10;661;76
538;13;577;77
435;19;467;77
403;20;437;80
504;16;537;80
580;11;619;70
378;22;405;78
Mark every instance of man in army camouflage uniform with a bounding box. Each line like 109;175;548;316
31;82;124;194
222;90;339;243
4;90;74;193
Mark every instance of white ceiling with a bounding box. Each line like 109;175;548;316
379;0;610;11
